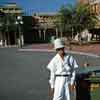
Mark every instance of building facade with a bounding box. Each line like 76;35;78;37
0;3;23;47
32;13;60;42
89;0;100;16
77;0;100;25
0;3;22;15
78;0;100;16
77;0;89;4
77;0;100;40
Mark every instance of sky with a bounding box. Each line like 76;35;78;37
0;0;76;15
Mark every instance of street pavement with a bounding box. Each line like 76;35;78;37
0;47;100;100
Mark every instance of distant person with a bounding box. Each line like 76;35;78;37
47;38;79;100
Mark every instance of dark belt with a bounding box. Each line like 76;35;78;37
55;74;70;77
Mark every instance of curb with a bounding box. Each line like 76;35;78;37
0;45;17;48
68;51;100;58
18;48;100;58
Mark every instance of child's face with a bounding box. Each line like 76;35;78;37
57;47;65;55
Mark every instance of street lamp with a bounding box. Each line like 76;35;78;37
15;16;24;48
0;23;3;46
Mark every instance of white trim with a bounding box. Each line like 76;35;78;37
89;0;100;4
18;49;100;58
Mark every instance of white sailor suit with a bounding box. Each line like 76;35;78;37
47;53;78;100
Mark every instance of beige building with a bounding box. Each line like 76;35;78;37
89;0;100;15
78;0;100;28
0;3;23;15
77;0;100;40
32;12;60;41
89;0;100;28
77;0;100;16
77;0;89;4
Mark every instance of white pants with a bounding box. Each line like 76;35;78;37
53;77;70;100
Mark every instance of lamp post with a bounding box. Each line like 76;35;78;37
0;23;3;46
15;16;24;48
0;11;3;46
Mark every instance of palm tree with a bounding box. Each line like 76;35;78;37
75;4;97;33
56;4;97;41
56;5;75;38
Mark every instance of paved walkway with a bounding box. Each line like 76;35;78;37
68;44;100;56
21;43;100;56
1;43;100;56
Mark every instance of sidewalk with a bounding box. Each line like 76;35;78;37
21;43;100;56
68;44;100;56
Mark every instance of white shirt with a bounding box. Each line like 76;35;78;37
47;53;78;89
